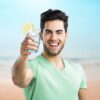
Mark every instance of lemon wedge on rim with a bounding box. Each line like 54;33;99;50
22;23;35;35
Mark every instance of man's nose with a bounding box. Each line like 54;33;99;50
51;33;57;40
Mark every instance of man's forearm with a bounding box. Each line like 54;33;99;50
12;56;28;86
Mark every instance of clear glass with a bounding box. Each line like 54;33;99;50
27;29;40;53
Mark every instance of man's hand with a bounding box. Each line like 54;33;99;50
20;35;38;60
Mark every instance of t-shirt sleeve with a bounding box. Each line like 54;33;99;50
27;59;37;78
23;60;37;95
80;66;87;89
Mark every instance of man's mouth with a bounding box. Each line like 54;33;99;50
49;42;59;47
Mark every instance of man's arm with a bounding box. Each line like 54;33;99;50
78;88;87;100
12;36;37;88
11;56;33;88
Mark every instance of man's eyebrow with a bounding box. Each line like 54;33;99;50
45;29;52;32
45;29;63;32
45;29;64;33
56;30;63;32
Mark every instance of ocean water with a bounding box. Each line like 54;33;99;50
0;57;14;79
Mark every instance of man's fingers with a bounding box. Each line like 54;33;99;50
21;50;31;56
21;47;31;56
20;35;38;58
22;37;37;47
21;45;38;51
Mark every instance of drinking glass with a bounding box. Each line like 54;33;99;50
22;23;40;53
27;29;40;53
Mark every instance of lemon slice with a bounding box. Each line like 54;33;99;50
22;23;35;34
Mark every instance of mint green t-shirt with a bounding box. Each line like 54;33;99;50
23;55;87;100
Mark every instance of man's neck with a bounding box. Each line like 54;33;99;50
41;52;64;70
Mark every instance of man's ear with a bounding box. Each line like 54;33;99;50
40;32;43;40
66;32;68;37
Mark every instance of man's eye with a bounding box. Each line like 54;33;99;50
57;32;63;34
45;31;51;34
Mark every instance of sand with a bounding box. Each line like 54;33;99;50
87;81;100;100
0;80;24;100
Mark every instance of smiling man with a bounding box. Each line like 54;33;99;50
12;9;87;100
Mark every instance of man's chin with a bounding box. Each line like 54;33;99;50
46;51;61;56
44;45;64;56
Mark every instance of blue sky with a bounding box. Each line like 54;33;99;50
0;0;100;58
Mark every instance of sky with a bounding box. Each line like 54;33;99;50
0;0;100;58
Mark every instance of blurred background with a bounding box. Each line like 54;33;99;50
0;0;100;100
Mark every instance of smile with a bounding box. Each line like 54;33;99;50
49;42;59;47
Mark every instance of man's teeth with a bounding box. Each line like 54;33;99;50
49;43;58;46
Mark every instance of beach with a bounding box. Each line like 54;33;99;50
0;59;100;100
0;79;24;100
82;63;100;100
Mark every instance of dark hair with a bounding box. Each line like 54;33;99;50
40;9;68;33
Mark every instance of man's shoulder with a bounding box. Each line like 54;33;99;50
28;55;42;65
63;58;83;71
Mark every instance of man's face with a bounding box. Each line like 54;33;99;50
41;20;67;56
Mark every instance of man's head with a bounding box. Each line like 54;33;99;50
40;9;68;56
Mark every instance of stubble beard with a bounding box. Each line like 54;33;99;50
43;43;65;56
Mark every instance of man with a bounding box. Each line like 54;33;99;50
12;9;87;100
